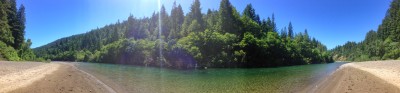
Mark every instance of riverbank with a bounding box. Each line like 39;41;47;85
3;61;400;93
312;60;400;93
0;61;114;93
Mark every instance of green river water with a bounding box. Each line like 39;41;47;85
75;62;345;93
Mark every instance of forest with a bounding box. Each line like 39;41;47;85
34;0;333;69
331;0;400;62
0;0;37;61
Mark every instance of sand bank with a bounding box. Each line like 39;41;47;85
311;60;400;93
0;61;114;93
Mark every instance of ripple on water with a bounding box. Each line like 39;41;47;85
75;62;346;93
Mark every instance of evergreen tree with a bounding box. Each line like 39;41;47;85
169;2;184;39
271;13;277;32
160;5;170;37
189;0;203;27
280;27;287;38
288;22;294;39
0;1;13;45
331;0;400;61
218;0;241;34
15;4;25;49
260;19;268;33
304;29;309;41
205;9;218;31
33;0;334;68
6;0;21;49
0;1;35;61
243;4;260;24
266;17;272;31
181;0;204;36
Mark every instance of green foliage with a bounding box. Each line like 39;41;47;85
19;39;36;61
169;2;184;39
0;1;14;45
288;22;294;39
181;0;204;37
218;0;241;34
331;0;400;61
160;5;170;37
383;49;400;60
243;4;260;24
12;3;25;50
188;0;204;28
0;0;35;61
35;0;333;68
0;41;19;61
177;30;237;67
188;20;202;32
241;16;261;37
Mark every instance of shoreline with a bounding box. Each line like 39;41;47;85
66;62;117;93
2;61;400;92
0;61;113;93
310;60;400;93
0;61;59;92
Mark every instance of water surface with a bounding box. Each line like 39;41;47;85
75;62;345;93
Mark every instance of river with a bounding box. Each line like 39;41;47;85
75;62;345;93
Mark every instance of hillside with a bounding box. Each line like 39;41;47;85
331;0;400;61
34;0;333;69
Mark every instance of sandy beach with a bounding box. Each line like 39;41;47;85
312;60;400;93
0;61;114;93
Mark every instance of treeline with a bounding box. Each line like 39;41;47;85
35;0;333;69
0;0;37;61
331;0;400;61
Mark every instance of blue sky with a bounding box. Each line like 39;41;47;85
17;0;392;49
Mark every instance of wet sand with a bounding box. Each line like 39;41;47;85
0;61;114;93
311;60;400;93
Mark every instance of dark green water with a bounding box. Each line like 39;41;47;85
75;62;345;93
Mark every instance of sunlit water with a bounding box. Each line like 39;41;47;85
75;62;345;93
